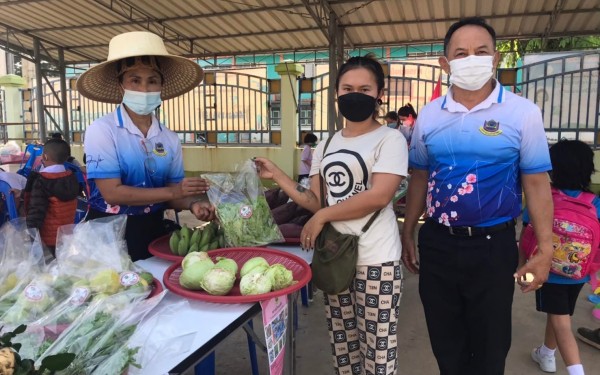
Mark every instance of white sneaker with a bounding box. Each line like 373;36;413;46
531;347;556;373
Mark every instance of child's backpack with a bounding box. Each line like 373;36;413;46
521;188;600;279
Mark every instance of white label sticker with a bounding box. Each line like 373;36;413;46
24;284;44;302
70;287;90;306
239;205;253;219
119;271;140;287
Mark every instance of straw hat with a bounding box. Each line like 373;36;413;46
77;31;203;104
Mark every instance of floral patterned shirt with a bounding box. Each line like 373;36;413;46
409;82;551;227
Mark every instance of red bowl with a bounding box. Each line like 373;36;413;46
148;234;183;262
163;247;311;304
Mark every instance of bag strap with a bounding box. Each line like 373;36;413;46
318;132;381;234
318;135;334;209
552;186;598;208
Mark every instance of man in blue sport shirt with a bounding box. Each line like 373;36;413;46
400;17;554;375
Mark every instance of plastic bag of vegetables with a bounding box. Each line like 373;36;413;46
35;290;165;374
202;160;284;247
0;219;45;318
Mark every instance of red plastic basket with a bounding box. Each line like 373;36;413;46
148;233;183;262
163;247;312;303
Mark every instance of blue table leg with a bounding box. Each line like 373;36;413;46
194;351;215;375
246;320;260;375
300;284;309;307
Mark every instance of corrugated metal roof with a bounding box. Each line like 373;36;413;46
0;0;598;64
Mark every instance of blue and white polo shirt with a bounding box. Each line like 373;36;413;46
84;105;184;215
409;81;552;227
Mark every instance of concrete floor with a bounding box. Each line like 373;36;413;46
174;211;600;375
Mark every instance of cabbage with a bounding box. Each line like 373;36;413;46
179;259;214;290
240;272;272;296
215;257;238;275
264;264;294;291
245;264;268;277
240;257;269;277
200;268;236;295
182;252;212;270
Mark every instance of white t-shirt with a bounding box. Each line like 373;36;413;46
310;126;408;265
299;145;312;175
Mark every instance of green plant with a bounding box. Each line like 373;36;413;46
0;325;74;375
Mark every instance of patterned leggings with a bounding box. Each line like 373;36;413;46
324;261;403;375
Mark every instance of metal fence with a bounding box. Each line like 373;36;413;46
518;51;600;146
384;62;447;116
19;51;600;147
297;73;330;142
25;71;274;145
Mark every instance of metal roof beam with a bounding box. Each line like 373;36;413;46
91;0;212;56
172;31;600;59
321;0;355;50
0;0;49;7
541;0;566;49
0;21;97;62
43;27;323;50
302;0;330;42
22;0;366;33
17;7;593;37
45;26;600;62
340;8;596;28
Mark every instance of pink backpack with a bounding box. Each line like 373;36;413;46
521;188;600;280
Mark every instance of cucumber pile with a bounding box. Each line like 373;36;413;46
168;222;225;256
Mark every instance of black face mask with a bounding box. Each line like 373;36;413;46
337;92;377;122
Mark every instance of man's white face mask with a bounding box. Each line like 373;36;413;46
447;55;494;91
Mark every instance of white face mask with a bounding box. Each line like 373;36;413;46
122;89;162;115
448;55;494;91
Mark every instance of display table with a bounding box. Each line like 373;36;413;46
135;244;312;375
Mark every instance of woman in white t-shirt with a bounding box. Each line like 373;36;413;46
255;55;408;375
298;133;317;182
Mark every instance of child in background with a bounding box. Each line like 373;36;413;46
384;111;399;129
298;133;317;183
397;103;417;144
23;139;81;256
520;140;598;375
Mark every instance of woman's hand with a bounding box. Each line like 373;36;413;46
254;157;283;181
171;177;210;199
190;200;216;221
300;212;326;251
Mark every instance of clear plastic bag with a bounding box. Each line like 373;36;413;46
35;215;157;327
126;297;195;375
9;216;157;360
202;159;284;247
55;215;131;277
0;219;44;313
35;290;166;374
0;265;74;326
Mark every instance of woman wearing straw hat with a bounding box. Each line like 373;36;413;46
78;31;214;261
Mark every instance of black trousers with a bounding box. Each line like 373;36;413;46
417;219;518;375
86;209;173;262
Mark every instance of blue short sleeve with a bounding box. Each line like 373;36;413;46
84;119;121;179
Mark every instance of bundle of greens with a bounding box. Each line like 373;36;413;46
203;160;283;247
0;324;74;375
35;291;164;374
